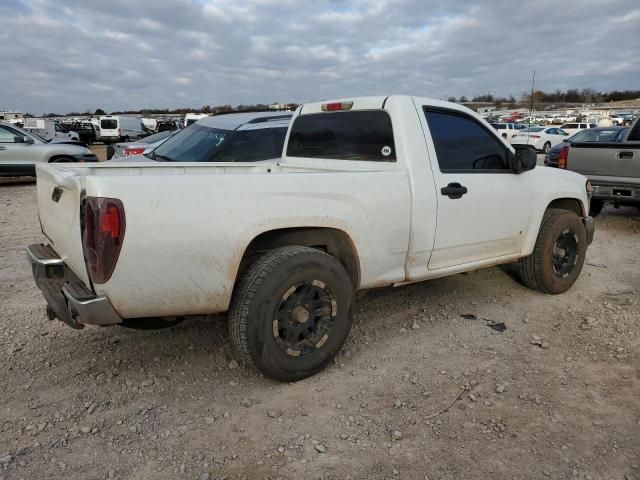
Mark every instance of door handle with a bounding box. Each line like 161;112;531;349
441;182;468;199
619;151;634;160
0;146;6;150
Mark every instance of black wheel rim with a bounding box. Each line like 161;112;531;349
273;280;337;357
552;229;579;278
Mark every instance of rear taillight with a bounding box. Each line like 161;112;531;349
321;101;353;111
558;145;569;169
118;128;122;136
82;197;125;284
124;147;145;156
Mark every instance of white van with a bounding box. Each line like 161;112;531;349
23;118;80;141
141;117;157;132
99;115;146;143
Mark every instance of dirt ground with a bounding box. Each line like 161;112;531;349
0;178;639;480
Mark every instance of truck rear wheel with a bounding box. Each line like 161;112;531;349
228;246;354;381
517;208;587;294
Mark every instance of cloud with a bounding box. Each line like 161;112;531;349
1;0;639;114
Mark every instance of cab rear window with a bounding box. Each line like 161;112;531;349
286;111;396;161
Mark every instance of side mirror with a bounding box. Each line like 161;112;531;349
24;136;34;144
510;146;537;173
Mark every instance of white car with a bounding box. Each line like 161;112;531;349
511;126;570;153
28;95;593;382
560;123;597;136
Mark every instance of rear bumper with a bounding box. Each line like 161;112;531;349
26;244;122;328
583;216;595;245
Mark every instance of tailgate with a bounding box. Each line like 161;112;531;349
35;164;90;285
570;142;640;179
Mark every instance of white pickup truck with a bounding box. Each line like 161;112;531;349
28;96;595;381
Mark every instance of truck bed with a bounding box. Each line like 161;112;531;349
35;161;410;319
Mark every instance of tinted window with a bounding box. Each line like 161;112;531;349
220;128;277;162
152;124;284;162
101;119;117;129
424;109;509;171
628;122;640;141
287;111;396;161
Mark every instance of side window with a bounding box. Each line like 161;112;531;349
0;126;21;143
219;128;275;162
55;123;63;132
628;121;640;141
423;108;510;171
287;110;396;161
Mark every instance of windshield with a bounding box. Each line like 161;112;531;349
101;119;117;129
520;127;544;133
139;130;175;144
152;124;228;162
570;129;620;142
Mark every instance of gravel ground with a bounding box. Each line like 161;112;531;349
1;179;639;480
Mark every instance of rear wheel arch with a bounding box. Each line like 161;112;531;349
236;227;360;289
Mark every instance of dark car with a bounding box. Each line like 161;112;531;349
71;122;100;144
156;120;183;132
544;126;627;167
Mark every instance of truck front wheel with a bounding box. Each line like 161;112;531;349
589;199;605;217
517;209;587;294
228;246;355;381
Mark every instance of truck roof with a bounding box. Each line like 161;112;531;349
298;95;474;116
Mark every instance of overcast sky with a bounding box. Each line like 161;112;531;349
2;0;639;114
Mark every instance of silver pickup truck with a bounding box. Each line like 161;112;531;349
547;116;639;216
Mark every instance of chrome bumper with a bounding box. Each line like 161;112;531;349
26;244;122;329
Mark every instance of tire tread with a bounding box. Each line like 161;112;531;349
518;208;573;294
228;246;326;370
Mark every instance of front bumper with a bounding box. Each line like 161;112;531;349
591;183;640;204
26;244;122;329
583;216;595;245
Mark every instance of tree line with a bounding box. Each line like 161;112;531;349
448;89;640;105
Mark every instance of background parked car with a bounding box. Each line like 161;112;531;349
560;122;597;136
99;115;147;143
71;122;101;144
119;112;292;164
511;126;569;153
0;121;97;176
490;122;525;142
544;126;626;167
107;130;177;160
156;120;183;132
23;118;80;142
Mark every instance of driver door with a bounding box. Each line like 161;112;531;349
417;105;534;270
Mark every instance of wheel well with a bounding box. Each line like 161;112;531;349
547;198;585;216
238;227;360;287
48;155;73;163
